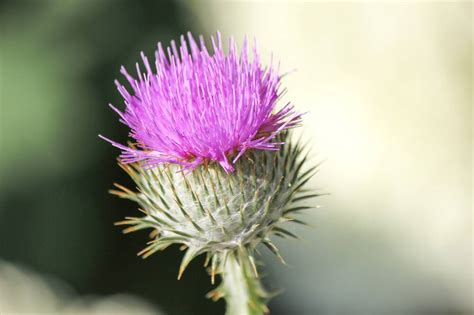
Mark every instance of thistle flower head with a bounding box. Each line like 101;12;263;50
104;33;321;314
101;32;301;172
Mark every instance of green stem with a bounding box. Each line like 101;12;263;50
221;251;268;315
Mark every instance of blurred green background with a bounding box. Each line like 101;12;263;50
0;1;472;315
0;1;224;314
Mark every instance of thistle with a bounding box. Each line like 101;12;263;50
101;32;320;315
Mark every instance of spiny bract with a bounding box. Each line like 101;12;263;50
112;132;320;280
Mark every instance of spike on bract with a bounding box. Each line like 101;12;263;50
112;133;321;277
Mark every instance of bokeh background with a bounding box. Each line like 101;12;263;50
0;1;472;314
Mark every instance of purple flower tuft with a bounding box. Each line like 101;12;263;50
101;32;301;172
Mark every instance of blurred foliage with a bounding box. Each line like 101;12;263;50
0;1;223;314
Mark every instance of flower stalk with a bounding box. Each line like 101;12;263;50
209;250;269;315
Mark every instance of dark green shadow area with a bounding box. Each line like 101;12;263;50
0;1;223;314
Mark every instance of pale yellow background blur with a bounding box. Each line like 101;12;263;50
189;1;472;313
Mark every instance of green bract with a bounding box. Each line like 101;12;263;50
112;133;321;314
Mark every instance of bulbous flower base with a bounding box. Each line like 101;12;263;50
112;133;321;313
